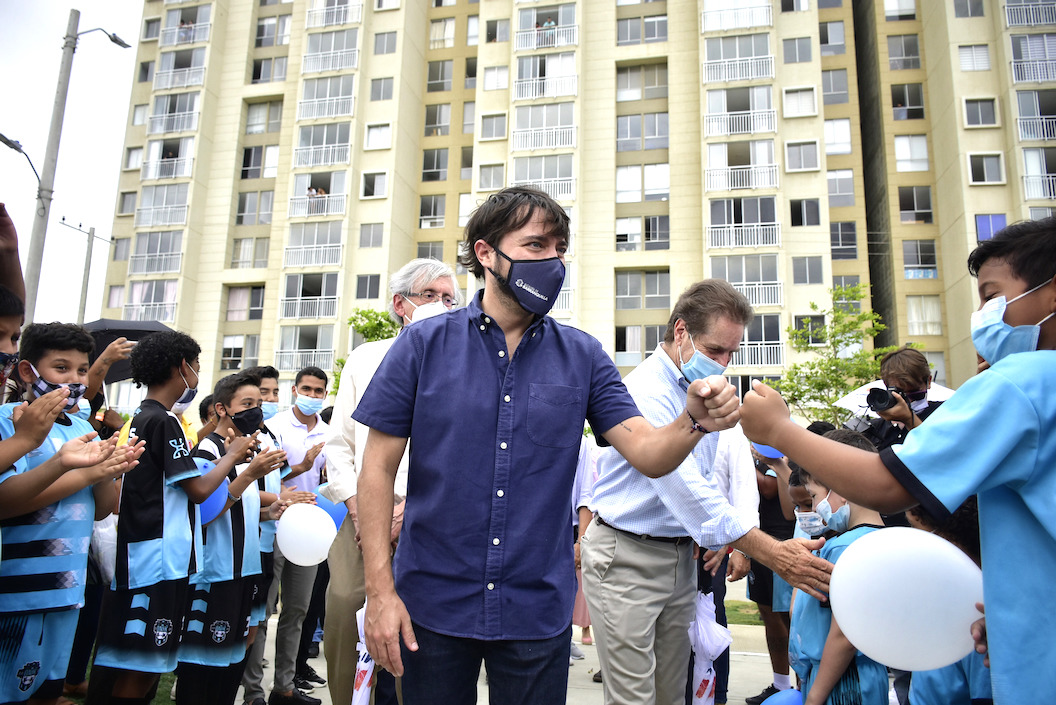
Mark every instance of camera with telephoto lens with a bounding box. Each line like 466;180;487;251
866;387;901;412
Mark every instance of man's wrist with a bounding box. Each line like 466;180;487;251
685;409;709;434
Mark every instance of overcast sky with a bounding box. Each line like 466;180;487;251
1;0;142;323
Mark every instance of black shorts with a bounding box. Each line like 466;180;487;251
178;577;255;667
747;558;774;608
249;552;274;625
93;578;191;674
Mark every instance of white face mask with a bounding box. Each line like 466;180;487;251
402;296;450;324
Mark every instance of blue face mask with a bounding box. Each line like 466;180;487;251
815;492;851;534
679;333;727;383
294;395;324;416
72;400;92;422
795;510;827;537
971;277;1055;365
489;247;566;317
261;401;279;420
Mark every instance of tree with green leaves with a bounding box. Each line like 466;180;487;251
332;308;401;393
776;284;901;426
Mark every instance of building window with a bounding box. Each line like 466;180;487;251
783;87;817;118
418;241;443;260
108;285;125;309
371;77;393;101
365;123;391;150
615;325;666;367
479;164;504;190
892;83;924;120
782;0;808;10
794;315;826;345
429;18;455;49
252;57;288;84
907;295;942;335
819;21;845;56
616;164;669;202
711;254;778;288
247;101;282;134
786;141;819;172
617;16;668;45
113;238;131;261
119;192;137;215
615;215;669;251
361;172;387;198
425;104;451;136
828;170;855;207
959;45;990;71
481;113;507;140
143;18;161;40
236;191;274;225
954;0;984;18
420;194;445;228
356;274;381;299
822;70;849;104
644;15;667;42
793;256;823;284
884;0;916;21
969;154;1003;183
824;119;852;155
783;37;811;63
888;34;920;70
125;147;143;171
790;199;820;226
467;16;479;46
221;335;260;371
615;270;670;310
974;214;1006;241
465;57;477;88
833;275;861;311
458;193;475;227
231;237;269;268
617;113;668;151
898;186;932;223
894;135;928;172
482;65;509;92
485;19;510;43
241;145;279;179
739;314;782;365
427;60;453;92
616;64;668;102
903;239;937;278
374;31;397;54
423;149;448;182
132;104;148;126
360;223;383;248
965;98;997;127
461;146;474;180
830;222;857;259
376;0;399;9
463;102;475;134
256;15;291;47
227;285;265;321
139;61;155;83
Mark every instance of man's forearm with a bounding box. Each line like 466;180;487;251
359;463;397;595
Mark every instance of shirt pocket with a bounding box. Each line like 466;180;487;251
527;383;583;448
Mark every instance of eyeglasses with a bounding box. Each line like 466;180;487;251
407;291;458;308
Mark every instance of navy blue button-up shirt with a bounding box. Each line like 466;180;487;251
353;292;640;640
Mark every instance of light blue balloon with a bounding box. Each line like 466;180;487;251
314;483;346;530
194;458;230;525
752;442;784;459
761;689;803;705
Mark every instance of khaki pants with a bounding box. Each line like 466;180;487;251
324;518;367;705
580;519;696;705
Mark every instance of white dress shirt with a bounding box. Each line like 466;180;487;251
266;407;329;493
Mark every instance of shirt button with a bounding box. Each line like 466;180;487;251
504;395;511;402
484;316;491;323
497;489;504;497
487;582;495;590
493;538;500;545
500;442;507;450
479;324;486;331
498;350;506;357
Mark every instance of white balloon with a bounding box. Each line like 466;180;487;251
275;503;338;567
829;527;983;672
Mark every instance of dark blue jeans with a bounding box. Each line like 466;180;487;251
400;622;571;705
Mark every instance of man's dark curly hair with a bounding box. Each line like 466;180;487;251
908;496;981;565
243;365;280;386
130;331;200;388
19;322;94;367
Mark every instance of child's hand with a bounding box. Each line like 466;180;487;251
246;448;287;480
84;438;145;484
12;388;69;449
972;602;989;667
56;433;112;470
303;441;325;468
279;485;317;505
268;498;291;521
740;380;792;446
225;429;260;462
99;337;135;367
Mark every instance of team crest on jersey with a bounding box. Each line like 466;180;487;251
154;618;174;646
169;438;190;460
210;620;231;643
16;661;40;692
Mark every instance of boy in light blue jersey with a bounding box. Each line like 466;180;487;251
0;323;141;704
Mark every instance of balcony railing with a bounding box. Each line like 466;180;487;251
141;158;193;180
702;56;774;84
293;144;351;167
124;302;176;322
1018;116;1056;140
1024;174;1056;199
134;205;188;228
706;223;781;249
284;244;343;267
733;342;783;367
732;281;782;307
280;296;338;319
159;22;211;46
153;66;205;90
1012;59;1056;83
288;194;346;218
1006;2;1056;26
276;349;335;372
705;164;778;191
147;111;199;135
552;287;572;312
128;252;182;275
701;3;772;32
511;177;575;200
513;75;578;101
512;126;577;151
514;25;579;51
305;3;362;28
302;49;359;74
297;96;355;121
704;109;776;137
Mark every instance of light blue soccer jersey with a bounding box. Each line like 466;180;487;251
789;525;889;705
882;350;1056;705
909;650;992;705
0;405;96;612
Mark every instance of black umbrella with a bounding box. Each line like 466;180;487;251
83;319;174;384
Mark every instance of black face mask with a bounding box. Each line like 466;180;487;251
229;406;263;436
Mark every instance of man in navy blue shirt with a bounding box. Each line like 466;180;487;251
353;187;833;704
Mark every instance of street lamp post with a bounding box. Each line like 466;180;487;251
18;9;130;325
58;218;113;325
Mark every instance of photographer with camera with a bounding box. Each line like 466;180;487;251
857;348;943;452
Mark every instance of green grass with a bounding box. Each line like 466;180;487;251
724;600;764;627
